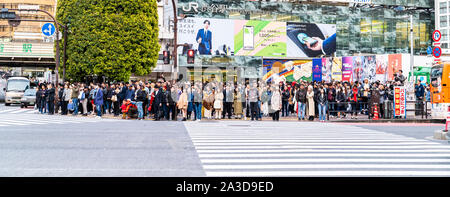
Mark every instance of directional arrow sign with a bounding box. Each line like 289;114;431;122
41;23;55;37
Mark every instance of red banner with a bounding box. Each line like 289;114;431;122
394;86;406;117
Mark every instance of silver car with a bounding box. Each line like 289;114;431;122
20;88;36;108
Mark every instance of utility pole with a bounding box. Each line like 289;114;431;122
171;0;178;80
410;14;414;82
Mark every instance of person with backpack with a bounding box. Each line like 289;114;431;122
316;86;327;122
296;84;307;121
135;84;147;120
77;84;86;115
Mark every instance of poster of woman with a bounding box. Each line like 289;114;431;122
352;56;363;83
322;57;332;82
331;57;342;81
363;56;376;82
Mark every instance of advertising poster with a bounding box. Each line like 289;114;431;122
312;59;322;82
388;54;402;81
286;22;336;58
234;20;287;57
262;59;312;83
322;57;333;82
375;54;388;82
331;57;342;81
341;57;353;82
394;86;406;117
352;56;364;83
362;56;376;82
177;18;235;56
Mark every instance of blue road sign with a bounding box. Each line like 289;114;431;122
41;23;55;37
427;46;433;55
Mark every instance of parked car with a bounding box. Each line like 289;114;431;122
20;88;36;108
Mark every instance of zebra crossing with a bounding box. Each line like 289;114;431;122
184;121;450;177
0;107;37;114
0;107;119;127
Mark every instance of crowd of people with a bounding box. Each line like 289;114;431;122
33;70;431;121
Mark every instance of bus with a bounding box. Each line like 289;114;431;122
3;77;31;106
430;64;450;119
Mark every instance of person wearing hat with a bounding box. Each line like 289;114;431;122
196;20;212;55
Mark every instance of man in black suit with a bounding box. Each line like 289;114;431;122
46;83;55;115
152;84;163;121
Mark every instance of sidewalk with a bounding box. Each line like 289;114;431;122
93;112;445;124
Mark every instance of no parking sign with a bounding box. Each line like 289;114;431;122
433;30;441;42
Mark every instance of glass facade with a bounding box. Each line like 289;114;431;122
178;0;434;56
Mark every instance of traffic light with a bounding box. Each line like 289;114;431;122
163;51;170;64
187;49;195;64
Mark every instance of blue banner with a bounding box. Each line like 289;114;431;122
312;58;322;82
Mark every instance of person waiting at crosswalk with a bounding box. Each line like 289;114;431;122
121;99;138;119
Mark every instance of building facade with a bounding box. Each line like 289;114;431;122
436;0;450;55
0;0;56;80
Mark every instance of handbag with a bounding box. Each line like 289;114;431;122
111;95;117;102
68;103;74;111
214;100;221;109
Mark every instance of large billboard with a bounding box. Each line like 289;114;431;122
177;18;235;56
234;20;287;57
286;22;336;58
178;18;335;58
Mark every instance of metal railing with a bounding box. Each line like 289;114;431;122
326;100;430;120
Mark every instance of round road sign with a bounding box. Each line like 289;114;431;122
433;46;442;58
433;30;442;42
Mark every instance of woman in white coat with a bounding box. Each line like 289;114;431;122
306;85;315;120
271;86;282;121
213;86;224;120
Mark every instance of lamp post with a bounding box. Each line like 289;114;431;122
409;15;414;82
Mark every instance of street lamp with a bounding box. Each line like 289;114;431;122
399;14;414;82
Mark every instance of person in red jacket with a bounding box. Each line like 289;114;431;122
121;99;137;119
350;85;359;119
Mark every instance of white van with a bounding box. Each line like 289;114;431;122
4;77;30;106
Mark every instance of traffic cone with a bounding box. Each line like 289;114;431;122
373;105;379;120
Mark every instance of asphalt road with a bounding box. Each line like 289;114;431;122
0;105;449;177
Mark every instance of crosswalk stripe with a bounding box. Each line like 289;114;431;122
198;153;450;158
0;109;17;113
192;139;429;142
206;171;450;177
201;158;450;163
203;164;450;170
193;142;439;146
195;145;450;149
197;149;450;153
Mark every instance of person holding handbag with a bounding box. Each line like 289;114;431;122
112;86;120;117
79;85;88;116
177;86;189;121
214;86;223;120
